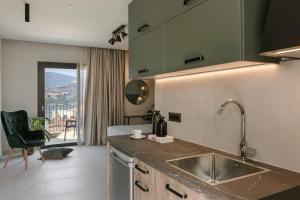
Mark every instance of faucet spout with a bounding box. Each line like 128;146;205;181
217;99;254;161
218;99;245;115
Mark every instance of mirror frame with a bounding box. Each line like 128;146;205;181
125;80;149;105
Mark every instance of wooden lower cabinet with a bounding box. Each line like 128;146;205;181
155;171;207;200
134;177;155;200
134;159;155;184
133;159;207;200
134;159;155;200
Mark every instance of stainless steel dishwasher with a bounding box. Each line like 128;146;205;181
111;147;134;200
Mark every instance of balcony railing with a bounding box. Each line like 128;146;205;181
45;104;77;132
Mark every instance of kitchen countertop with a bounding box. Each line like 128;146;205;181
107;135;300;200
107;124;152;137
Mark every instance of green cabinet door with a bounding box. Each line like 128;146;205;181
129;0;164;40
165;0;207;21
129;26;165;79
165;0;242;73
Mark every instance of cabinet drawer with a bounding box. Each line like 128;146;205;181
155;171;207;200
134;178;154;200
129;26;164;79
134;159;155;184
165;0;207;21
129;0;164;40
165;0;241;73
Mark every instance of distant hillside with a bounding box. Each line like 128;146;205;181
45;72;76;89
45;83;77;105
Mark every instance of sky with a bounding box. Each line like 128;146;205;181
45;68;77;77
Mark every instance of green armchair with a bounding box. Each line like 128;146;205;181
1;110;45;170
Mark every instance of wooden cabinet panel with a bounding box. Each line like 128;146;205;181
107;143;112;200
129;26;165;79
134;160;155;200
134;159;155;184
165;0;207;21
134;176;154;200
155;171;207;200
129;0;164;40
165;0;241;73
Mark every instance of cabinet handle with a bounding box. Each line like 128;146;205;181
165;184;188;199
184;56;204;64
135;164;149;174
135;181;149;192
137;69;149;74
183;0;192;5
137;24;150;32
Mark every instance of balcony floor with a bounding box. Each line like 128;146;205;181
46;129;78;146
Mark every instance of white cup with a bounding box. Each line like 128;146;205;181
132;130;143;137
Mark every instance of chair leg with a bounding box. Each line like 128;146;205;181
38;147;45;163
24;148;28;170
64;128;67;141
73;127;76;138
4;149;13;168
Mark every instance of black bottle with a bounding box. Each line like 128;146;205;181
156;116;167;137
152;111;161;135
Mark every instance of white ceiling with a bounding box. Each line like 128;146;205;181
0;0;132;50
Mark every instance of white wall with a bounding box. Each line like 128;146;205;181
1;40;152;152
1;40;81;152
156;61;300;173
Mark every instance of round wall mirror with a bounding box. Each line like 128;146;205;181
125;80;149;105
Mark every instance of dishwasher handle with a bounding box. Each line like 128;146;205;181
112;152;131;167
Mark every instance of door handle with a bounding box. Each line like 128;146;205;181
135;164;149;174
166;184;188;199
184;56;204;64
111;152;130;167
184;0;207;5
135;181;149;192
183;0;192;5
137;24;150;32
138;68;149;74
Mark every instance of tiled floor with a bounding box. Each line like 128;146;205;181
0;146;107;200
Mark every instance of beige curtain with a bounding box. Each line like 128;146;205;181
84;48;126;145
76;47;88;145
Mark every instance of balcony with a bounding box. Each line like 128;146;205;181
44;104;78;145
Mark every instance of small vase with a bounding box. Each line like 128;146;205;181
156;117;167;137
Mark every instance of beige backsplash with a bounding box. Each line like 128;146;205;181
155;61;300;173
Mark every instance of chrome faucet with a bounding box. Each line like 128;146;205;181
217;99;256;161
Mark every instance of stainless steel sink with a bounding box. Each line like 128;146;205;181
167;153;269;185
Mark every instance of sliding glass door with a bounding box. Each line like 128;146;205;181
38;62;78;147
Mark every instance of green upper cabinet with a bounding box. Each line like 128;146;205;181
128;0;277;79
165;0;207;21
165;0;241;73
129;0;164;40
129;26;165;79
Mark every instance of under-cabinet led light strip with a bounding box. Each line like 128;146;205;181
274;48;300;55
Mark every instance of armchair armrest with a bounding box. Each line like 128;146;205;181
18;134;28;144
